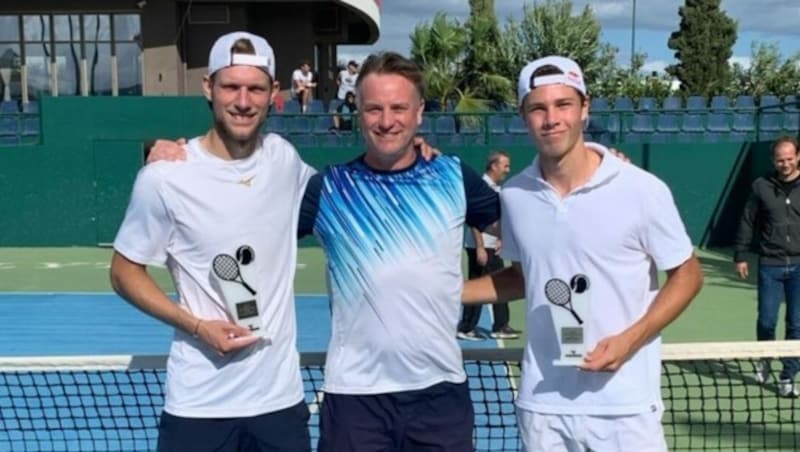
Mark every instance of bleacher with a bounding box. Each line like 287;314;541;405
2;95;798;148
0;100;41;146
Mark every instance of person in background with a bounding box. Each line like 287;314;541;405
330;90;357;132
734;135;800;398
270;79;285;113
457;149;521;341
336;60;359;101
291;60;316;113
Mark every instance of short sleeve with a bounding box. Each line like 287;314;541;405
112;166;173;267
641;179;693;271
499;191;520;261
462;161;500;230
298;172;324;238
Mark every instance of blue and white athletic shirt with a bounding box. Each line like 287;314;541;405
299;154;499;394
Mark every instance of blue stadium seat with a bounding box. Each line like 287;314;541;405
418;117;432;134
590;97;609;111
784;95;798;112
760;94;781;109
283;99;301;114
0;134;19;145
421;133;438;145
630;113;654;132
1;116;17;134
656;113;681;133
435;116;456;134
681;113;705;133
312;116;333;134
706;112;731;132
22;117;39;135
783;112;800;131
661;96;682;111
734;95;755;110
676;132;701;144
22;101;38;113
710;96;730;111
686;96;707;111
0;101;18;113
637;97;657;111
491;133;514;147
328;99;343;113
308;99;325;114
264;116;287;133
508;116;527;134
458;116;482;136
649;132;670;144
702;132;724;143
624;132;647;144
732;112;755;132
443;133;464;147
759;112;783;133
289;116;312;134
613;96;634;111
321;133;341;147
605;114;621;134
291;134;317;147
728;132;749;143
488;115;506;134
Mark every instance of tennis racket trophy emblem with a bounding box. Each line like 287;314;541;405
544;274;590;366
211;246;270;343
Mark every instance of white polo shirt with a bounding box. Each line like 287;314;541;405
501;143;693;415
114;135;314;418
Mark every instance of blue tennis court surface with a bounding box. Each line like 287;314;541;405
0;293;503;355
0;293;516;451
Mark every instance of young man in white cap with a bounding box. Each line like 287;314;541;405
463;56;703;451
110;31;313;451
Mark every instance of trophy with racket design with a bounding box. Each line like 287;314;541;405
211;245;270;343
544;274;590;366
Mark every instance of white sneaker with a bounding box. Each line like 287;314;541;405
456;330;484;341
778;379;799;398
754;359;771;384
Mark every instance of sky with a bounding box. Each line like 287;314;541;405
338;0;800;74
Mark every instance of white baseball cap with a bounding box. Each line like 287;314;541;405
517;56;586;104
208;31;275;79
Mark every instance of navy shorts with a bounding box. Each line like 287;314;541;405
318;381;474;452
157;400;310;452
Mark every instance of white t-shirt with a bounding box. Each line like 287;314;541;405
113;135;314;418
500;143;693;416
464;173;500;250
337;69;358;99
291;69;313;96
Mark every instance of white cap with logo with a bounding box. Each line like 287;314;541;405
517;56;586;104
207;31;275;79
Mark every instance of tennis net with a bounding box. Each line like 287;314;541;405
0;342;798;451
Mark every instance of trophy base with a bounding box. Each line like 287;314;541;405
552;356;584;366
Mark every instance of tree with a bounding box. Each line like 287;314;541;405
666;0;737;98
504;0;617;98
410;12;470;111
728;42;800;98
462;0;513;107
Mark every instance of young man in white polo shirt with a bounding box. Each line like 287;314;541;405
463;56;703;451
110;31;314;451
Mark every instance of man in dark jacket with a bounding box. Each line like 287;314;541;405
734;136;800;398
